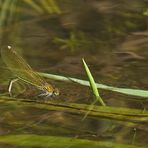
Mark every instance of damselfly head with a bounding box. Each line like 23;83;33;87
53;88;60;96
43;83;59;96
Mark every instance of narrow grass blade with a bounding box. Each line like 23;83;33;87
23;0;44;14
82;58;105;106
40;0;61;14
39;0;53;14
82;59;106;119
38;72;148;98
47;0;61;14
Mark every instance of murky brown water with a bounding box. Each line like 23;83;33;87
0;0;148;147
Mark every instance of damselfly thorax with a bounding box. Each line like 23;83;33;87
1;46;59;97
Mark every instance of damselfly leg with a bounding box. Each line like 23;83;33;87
8;78;19;96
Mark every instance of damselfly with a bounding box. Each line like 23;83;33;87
1;46;59;97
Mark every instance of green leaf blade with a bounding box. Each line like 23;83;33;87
82;58;106;106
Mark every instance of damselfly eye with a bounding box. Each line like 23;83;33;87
53;88;60;96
